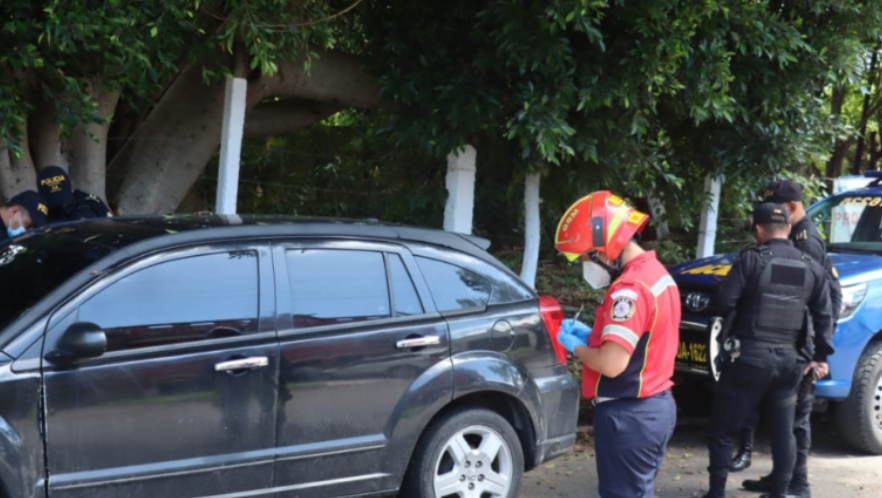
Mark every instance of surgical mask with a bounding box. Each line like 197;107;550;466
582;260;612;289
6;212;25;238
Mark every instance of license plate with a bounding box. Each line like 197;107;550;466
676;330;710;375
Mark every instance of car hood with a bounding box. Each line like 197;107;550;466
669;251;882;287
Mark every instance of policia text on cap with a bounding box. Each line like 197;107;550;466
703;202;834;498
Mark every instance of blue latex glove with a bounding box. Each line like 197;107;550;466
560;318;592;341
557;330;587;355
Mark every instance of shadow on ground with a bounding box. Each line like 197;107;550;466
522;412;882;497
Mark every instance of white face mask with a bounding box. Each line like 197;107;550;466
582;260;611;289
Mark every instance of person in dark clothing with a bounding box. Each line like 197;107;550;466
0;190;50;242
37;166;111;223
731;181;841;498
703;202;834;498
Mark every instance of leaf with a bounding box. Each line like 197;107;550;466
150;27;158;38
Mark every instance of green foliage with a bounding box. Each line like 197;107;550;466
363;0;882;231
0;0;348;148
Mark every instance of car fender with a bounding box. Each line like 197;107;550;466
822;294;882;400
450;352;545;441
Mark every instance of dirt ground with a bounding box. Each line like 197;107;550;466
521;413;882;497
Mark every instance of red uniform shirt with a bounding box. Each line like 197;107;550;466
582;251;680;400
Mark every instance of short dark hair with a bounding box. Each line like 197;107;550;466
758;222;789;236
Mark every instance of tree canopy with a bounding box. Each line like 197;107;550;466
1;0;880;222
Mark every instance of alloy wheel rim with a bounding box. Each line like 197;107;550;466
433;425;513;498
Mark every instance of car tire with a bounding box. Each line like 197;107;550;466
400;407;524;498
836;340;882;455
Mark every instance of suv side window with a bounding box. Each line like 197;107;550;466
79;251;259;352
416;257;492;312
388;254;424;317
286;249;391;328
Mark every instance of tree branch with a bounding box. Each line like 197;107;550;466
244;99;342;138
249;49;379;108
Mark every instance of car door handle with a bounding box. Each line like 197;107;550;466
215;357;269;372
396;336;441;349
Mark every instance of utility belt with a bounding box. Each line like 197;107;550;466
721;336;797;362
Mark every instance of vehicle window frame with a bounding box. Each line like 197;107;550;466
413;256;493;316
42;243;275;365
407;243;536;314
271;239;440;338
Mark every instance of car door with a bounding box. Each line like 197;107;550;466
41;244;279;498
271;240;451;497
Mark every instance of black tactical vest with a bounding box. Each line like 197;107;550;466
743;249;815;344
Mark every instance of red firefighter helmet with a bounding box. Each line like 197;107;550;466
555;191;649;262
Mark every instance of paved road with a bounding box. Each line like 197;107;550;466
521;413;882;497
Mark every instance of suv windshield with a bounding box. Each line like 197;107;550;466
809;192;882;253
0;235;113;333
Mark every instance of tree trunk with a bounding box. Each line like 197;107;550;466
69;81;120;200
0;121;37;201
29;97;70;171
111;62;228;214
520;170;542;289
827;85;850;183
244;100;342;138
113;50;380;214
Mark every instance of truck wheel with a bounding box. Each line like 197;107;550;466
837;341;882;455
400;407;524;498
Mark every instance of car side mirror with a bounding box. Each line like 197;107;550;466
45;322;107;364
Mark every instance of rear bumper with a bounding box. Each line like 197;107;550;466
531;370;580;466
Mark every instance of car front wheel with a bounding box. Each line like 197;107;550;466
837;340;882;455
401;407;524;498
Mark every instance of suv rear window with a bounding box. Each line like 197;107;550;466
416;257;491;312
0;236;112;336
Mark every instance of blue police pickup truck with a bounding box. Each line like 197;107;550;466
670;171;882;455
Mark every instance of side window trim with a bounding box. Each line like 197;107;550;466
43;244;275;363
270;240;439;337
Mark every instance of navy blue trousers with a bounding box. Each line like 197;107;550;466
593;391;677;498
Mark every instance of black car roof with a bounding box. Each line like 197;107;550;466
26;214;495;264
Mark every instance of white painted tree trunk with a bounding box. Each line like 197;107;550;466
697;175;723;258
648;192;669;239
443;145;477;234
215;77;248;215
520;171;542;288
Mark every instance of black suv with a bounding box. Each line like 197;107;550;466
0;216;578;498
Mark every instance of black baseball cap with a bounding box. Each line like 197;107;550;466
762;180;803;204
753;202;791;226
9;190;49;228
37;165;74;209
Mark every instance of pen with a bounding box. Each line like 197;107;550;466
573;305;584;322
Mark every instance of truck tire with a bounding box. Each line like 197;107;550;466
400;407;524;498
837;340;882;455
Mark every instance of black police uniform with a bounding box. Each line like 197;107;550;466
46;190;110;223
706;235;833;498
734;215;842;493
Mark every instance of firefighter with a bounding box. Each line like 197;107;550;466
704;202;833;498
554;191;680;498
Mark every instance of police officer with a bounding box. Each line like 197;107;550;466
37;166;111;223
733;181;841;497
704;202;833;498
554;191;680;498
0;190;49;241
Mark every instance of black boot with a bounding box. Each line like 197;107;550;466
702;476;727;498
731;427;754;472
743;474;773;493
